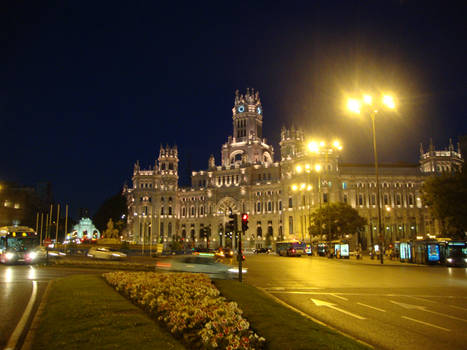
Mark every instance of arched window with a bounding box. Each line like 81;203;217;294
191;206;195;216
267;201;272;212
168;206;172;215
182;207;186;217
396;194;401;206
161;206;164;215
257;202;261;213
200;206;204;215
408;194;414;206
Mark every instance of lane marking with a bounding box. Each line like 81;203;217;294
267;291;467;299
449;304;467;312
357;302;386;312
390;300;467;323
330;293;348;301
311;298;366;320
401;316;450;332
5;281;38;350
406;295;437;304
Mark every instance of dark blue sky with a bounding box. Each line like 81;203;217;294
1;1;466;217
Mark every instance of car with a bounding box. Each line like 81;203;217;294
155;255;247;278
215;247;234;259
87;247;127;260
254;247;271;254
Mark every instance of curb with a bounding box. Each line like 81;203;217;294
257;286;375;350
21;280;52;350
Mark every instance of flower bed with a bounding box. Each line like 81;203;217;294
103;272;265;349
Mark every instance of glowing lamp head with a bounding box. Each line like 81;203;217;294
319;141;325;147
363;94;372;105
382;95;395;109
347;98;361;114
307;185;312;191
304;164;311;172
295;165;302;173
300;183;306;190
315;164;322;172
308;141;319;153
291;184;298;191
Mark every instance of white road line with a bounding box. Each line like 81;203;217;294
401;316;451;332
406;295;437;304
330;293;348;301
4;281;38;350
357;302;386;312
449;304;467;312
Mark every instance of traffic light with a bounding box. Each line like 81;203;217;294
228;213;238;233
241;213;249;232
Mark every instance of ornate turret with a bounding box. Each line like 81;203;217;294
208;154;215;169
279;126;305;161
222;88;274;166
158;145;179;190
420;139;463;174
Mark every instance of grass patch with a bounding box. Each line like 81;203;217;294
213;279;371;350
32;274;185;350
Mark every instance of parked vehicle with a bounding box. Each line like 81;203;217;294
87;247;127;260
254;247;271;254
275;240;306;256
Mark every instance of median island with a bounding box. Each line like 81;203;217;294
30;272;371;350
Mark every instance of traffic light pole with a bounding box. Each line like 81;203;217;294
238;228;243;282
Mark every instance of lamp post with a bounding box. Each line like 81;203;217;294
347;93;396;264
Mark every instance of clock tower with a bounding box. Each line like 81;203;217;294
221;88;274;166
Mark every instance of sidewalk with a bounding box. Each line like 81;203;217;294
316;254;427;267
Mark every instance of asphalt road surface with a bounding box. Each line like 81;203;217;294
242;254;467;350
0;264;109;350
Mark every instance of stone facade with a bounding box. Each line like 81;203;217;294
124;89;463;250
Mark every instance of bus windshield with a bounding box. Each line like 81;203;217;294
6;236;39;252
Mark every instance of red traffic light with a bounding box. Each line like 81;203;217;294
241;213;248;222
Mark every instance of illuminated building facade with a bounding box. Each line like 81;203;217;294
124;89;463;250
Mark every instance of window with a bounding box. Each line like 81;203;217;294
343;194;348;204
257;202;261;213
182;207;186;217
200;206;204;215
161;163;166;170
289;216;293;234
168;206;173;215
168;223;172;237
371;194;376;206
396;194;401;206
160;222;164;236
384;194;389;205
323;193;328;203
408;194;414;206
267;201;272;212
288;197;293;208
191;206;195;216
358;194;363;206
279;201;282;211
169;163;173;170
161;207;164;215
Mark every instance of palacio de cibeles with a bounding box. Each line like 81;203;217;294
124;88;463;251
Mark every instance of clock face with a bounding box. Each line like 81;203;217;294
237;105;245;113
257;106;262;114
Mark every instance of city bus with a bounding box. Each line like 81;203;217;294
0;226;45;264
275;240;307;257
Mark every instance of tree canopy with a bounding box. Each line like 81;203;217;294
93;192;128;234
422;172;467;239
309;202;367;241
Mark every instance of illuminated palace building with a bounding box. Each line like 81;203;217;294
124;89;463;249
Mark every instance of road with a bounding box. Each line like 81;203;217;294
0;264;109;350
242;254;467;350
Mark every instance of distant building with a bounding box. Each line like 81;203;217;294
124;89;463;250
0;181;53;228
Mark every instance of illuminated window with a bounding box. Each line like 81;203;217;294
14;203;20;209
342;182;347;190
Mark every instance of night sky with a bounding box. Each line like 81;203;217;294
1;1;466;217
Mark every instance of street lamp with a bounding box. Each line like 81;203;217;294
347;93;396;264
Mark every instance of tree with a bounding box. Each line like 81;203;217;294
102;218;119;239
310;202;367;241
422;173;467;239
93;191;128;235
